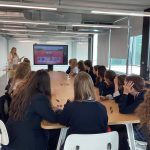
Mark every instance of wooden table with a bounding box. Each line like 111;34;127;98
41;71;140;150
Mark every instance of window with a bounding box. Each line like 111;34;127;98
128;35;142;75
93;34;98;65
110;58;127;74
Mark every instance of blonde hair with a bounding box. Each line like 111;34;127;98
70;58;77;69
12;71;35;97
10;47;18;58
74;71;96;101
9;62;31;93
14;62;31;80
136;90;150;132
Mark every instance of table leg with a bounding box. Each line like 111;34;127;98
125;123;136;150
56;128;68;150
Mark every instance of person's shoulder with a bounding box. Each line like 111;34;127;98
8;53;12;58
31;93;48;102
94;101;107;110
64;100;76;107
139;91;145;97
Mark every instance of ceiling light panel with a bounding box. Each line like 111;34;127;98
0;19;49;25
0;1;57;11
91;10;150;17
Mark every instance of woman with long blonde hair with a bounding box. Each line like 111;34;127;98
58;71;108;136
8;47;24;70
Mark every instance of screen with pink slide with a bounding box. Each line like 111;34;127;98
33;44;68;65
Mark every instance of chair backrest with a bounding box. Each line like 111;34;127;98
64;131;119;150
0;120;9;145
0;94;11;123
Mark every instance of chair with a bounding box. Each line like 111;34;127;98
0;120;9;149
0;93;11;123
135;140;147;150
64;131;119;150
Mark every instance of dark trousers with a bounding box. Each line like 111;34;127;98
110;125;130;150
46;129;60;150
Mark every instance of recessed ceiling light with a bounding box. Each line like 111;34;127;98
0;20;49;25
1;28;46;32
72;24;124;29
0;2;57;11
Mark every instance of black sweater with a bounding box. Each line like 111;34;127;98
57;100;108;135
6;93;57;150
98;81;114;96
86;68;96;85
118;92;144;114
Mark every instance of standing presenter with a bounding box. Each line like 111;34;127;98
8;47;24;70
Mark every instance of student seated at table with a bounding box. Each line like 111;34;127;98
118;75;145;114
12;71;35;96
100;70;116;100
84;60;96;84
9;62;31;95
66;59;72;74
136;90;150;149
6;70;57;150
96;65;106;93
113;75;126;103
69;58;78;76
77;60;86;72
92;65;100;86
57;71;108;136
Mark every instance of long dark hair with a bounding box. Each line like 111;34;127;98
104;70;116;86
125;75;144;92
9;70;51;120
78;60;86;72
97;65;106;80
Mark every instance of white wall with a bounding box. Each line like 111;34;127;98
0;36;8;75
0;36;8;96
76;41;88;61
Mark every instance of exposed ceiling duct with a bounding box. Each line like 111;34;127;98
23;10;82;24
0;0;149;41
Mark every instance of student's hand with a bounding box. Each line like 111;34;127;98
114;76;118;85
123;81;134;95
100;96;107;101
69;72;73;76
52;102;63;111
19;56;24;62
52;106;63;112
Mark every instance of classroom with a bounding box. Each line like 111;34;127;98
0;0;150;150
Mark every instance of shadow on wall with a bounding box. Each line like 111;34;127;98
0;73;7;96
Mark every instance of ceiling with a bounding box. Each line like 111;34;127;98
0;0;149;42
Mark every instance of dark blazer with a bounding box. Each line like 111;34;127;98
66;66;71;74
118;92;144;114
6;93;57;150
113;90;123;103
57;100;108;135
98;81;114;96
86;68;96;85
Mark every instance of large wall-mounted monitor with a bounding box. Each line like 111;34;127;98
33;44;68;66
